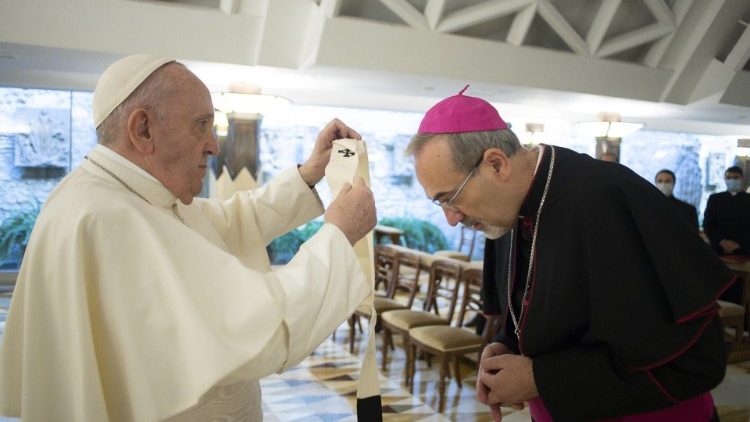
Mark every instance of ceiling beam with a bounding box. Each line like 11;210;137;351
659;0;750;103
586;0;620;54
725;20;750;71
506;3;537;46
424;0;446;31
314;16;671;101
320;0;342;18
378;0;429;30
596;23;673;58
219;0;239;14
643;0;693;68
643;0;675;26
537;0;589;56
436;0;533;33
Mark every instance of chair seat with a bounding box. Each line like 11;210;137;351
374;297;408;313
381;309;447;331
433;250;470;262
409;325;483;352
718;300;745;317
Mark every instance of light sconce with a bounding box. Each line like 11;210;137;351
738;138;750;157
575;112;643;139
211;91;291;138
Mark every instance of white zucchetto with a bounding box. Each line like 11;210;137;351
93;54;174;127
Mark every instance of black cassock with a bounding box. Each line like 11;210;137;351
482;145;734;421
703;190;750;256
666;195;698;231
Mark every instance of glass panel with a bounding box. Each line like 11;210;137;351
0;88;73;270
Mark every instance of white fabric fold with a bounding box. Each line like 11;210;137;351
325;138;380;400
0;146;369;421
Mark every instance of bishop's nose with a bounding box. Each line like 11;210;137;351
443;207;464;226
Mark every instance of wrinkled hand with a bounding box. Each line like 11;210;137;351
325;177;376;245
477;342;521;421
298;118;362;187
479;353;538;414
720;239;740;254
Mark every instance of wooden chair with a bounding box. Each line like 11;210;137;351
392;247;426;309
434;226;479;262
344;244;408;353
380;259;463;384
407;268;501;413
718;299;746;355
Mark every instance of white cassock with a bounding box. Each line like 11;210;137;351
0;144;370;421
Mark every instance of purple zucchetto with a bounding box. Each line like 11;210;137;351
418;85;508;134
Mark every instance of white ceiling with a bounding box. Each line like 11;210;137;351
2;0;750;135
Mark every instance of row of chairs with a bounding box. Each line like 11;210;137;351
355;244;500;413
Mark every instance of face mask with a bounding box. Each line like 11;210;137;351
726;179;742;193
656;182;673;197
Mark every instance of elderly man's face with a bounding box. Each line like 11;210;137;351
151;65;219;204
414;137;512;239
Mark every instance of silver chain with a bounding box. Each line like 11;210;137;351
506;145;556;339
86;156;151;205
86;156;186;225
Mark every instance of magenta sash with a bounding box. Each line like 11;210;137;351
528;392;714;422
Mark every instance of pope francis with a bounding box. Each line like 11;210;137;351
0;54;376;421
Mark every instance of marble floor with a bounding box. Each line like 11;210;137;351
0;288;748;421
262;320;750;421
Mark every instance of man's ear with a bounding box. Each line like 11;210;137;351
127;108;154;153
483;148;512;182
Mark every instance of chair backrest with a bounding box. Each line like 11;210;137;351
456;268;483;327
394;248;423;308
458;226;479;258
374;244;400;297
456;268;503;342
424;259;463;324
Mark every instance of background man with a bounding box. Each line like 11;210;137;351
704;165;750;305
654;169;699;230
704;166;750;257
0;54;376;421
406;87;733;421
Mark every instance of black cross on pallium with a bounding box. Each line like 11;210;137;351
338;148;355;157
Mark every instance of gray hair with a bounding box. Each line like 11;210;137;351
405;129;522;172
96;62;184;145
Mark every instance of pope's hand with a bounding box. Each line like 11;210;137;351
298;118;362;187
325;177;376;245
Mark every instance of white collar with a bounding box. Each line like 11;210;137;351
84;144;178;208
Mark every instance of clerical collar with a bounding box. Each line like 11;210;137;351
95;144;160;183
85;145;178;208
518;144;551;220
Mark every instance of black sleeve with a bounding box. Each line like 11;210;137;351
690;205;699;231
533;315;726;421
736;199;750;252
491;316;520;355
702;195;722;252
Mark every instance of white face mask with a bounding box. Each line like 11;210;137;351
656;182;674;197
726;179;742;193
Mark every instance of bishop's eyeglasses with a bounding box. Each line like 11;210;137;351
430;156;484;210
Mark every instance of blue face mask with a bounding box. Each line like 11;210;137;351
726;179;742;192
